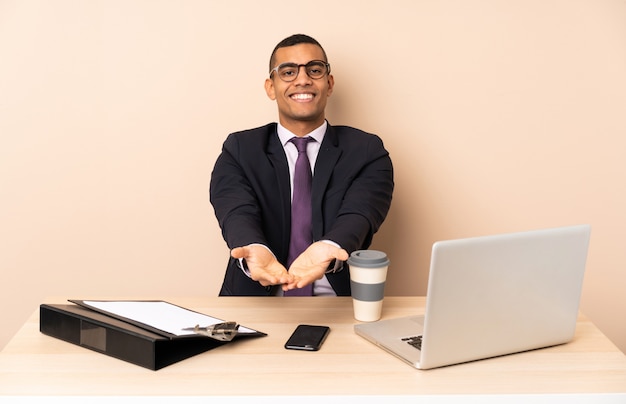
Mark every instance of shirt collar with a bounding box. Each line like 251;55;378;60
277;121;327;146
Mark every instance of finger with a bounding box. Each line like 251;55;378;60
230;247;245;259
255;273;280;286
282;277;301;291
259;279;277;287
334;248;349;261
258;267;291;287
287;274;314;290
278;273;294;285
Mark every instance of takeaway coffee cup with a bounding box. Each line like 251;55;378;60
347;250;390;322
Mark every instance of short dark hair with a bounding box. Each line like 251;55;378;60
269;34;328;72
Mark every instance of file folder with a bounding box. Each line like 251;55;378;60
40;301;266;370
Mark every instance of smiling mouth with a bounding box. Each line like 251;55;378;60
290;93;314;101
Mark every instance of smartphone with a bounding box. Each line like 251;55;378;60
284;324;330;351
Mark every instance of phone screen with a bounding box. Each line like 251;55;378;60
284;324;330;351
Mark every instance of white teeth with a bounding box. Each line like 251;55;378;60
291;93;313;100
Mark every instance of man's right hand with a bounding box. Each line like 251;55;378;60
231;244;293;287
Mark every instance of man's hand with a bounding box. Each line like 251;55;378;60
283;241;349;292
231;245;293;287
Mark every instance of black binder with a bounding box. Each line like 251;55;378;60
40;302;266;370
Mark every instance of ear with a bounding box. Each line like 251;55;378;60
326;74;335;97
265;78;276;100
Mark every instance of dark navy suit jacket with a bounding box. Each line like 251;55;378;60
209;122;394;296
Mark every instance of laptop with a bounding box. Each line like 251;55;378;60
354;224;591;369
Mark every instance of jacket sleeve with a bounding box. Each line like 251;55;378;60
321;133;394;253
209;133;269;249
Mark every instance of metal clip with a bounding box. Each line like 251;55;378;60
182;322;240;341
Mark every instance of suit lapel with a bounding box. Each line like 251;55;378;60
312;125;341;238
266;126;293;253
266;128;290;182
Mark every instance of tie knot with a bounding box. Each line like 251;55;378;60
290;136;313;153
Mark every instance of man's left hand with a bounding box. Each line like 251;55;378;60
283;241;349;292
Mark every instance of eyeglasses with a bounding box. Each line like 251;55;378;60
269;60;331;82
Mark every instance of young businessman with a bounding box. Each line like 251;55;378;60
210;34;394;296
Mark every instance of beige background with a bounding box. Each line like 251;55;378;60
1;0;625;353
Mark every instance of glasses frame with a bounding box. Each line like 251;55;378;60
269;60;331;82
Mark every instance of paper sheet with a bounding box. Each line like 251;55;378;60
82;300;256;337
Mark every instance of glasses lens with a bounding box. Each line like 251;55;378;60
277;64;299;81
305;61;328;79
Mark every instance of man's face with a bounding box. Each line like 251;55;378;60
265;43;334;134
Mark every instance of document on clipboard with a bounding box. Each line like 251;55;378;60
69;299;265;340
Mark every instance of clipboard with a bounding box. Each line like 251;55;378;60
69;299;266;340
40;300;266;370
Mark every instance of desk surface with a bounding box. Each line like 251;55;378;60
0;296;625;397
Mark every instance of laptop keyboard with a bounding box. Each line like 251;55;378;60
402;335;423;350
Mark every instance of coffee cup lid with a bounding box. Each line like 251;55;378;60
347;250;390;268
